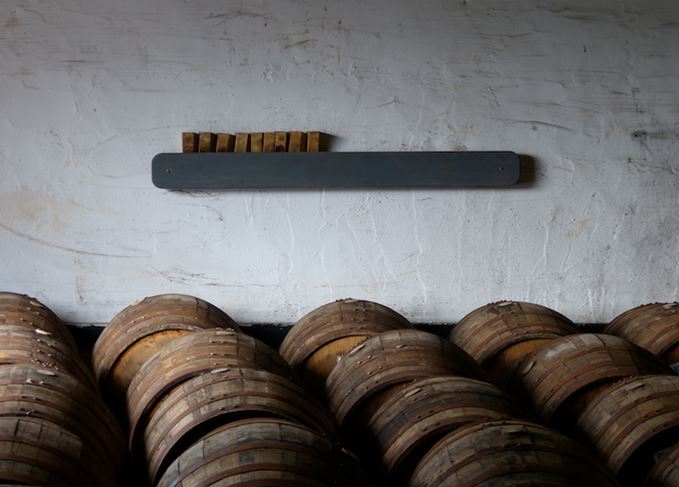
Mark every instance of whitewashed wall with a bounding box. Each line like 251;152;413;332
1;0;678;325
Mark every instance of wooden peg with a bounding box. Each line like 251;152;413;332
250;133;263;152
288;131;307;152
234;133;250;153
198;132;217;152
182;132;199;153
263;133;276;152
306;131;321;152
215;133;235;152
274;132;288;152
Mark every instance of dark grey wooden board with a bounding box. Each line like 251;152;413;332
152;151;520;189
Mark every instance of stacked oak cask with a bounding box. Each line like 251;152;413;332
576;302;679;487
450;300;679;487
0;292;126;487
282;299;618;486
93;294;366;487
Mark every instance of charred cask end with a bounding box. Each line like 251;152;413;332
279;298;413;396
142;367;336;484
325;329;486;453
92;294;239;419
449;301;577;389
0;292;79;354
367;376;527;482
0;365;126;487
577;375;679;487
0;325;96;389
605;303;679;370
126;329;294;455
645;441;679;486
515;334;671;428
156;418;338;487
409;420;618;487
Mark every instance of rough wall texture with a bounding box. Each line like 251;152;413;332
1;0;678;325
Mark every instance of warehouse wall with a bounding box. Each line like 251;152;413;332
1;0;678;325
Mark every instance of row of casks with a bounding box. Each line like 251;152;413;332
450;300;679;486
279;299;622;486
280;300;679;485
91;293;370;487
0;292;126;487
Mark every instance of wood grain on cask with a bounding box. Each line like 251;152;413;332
280;298;412;394
368;376;524;480
0;365;126;487
605;303;679;367
155;418;334;487
142;367;335;483
410;420;618;487
0;325;96;389
515;334;671;425
645;441;679;487
92;294;238;419
326;329;486;428
449;301;576;388
0;292;78;352
578;375;679;486
126;328;293;452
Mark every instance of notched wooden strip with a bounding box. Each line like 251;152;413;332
198;132;217;152
182;132;199;153
234;133;250;153
274;132;288;152
263;133;276;152
288;131;307;152
215;133;235;152
250;133;263;153
306;131;320;152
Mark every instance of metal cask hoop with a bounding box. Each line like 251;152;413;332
280;299;412;393
142;367;336;484
515;333;671;424
155;418;335;487
410;420;617;487
126;329;294;451
577;375;679;486
605;303;679;365
367;376;525;478
326;329;487;426
92;294;239;416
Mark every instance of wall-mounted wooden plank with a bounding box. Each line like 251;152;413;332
152;151;520;189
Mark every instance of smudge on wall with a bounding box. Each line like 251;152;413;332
0;0;678;324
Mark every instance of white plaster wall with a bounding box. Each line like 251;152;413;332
1;0;678;325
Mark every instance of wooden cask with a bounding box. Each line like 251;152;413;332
0;292;78;352
0;325;96;389
410;420;618;487
92;294;239;417
141;367;336;484
367;376;525;481
126;329;293;451
0;365;126;487
156;418;335;487
605;303;679;369
515;333;671;425
326;329;486;430
280;299;412;393
645;441;679;487
577;375;679;487
449;301;576;388
0;416;105;487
